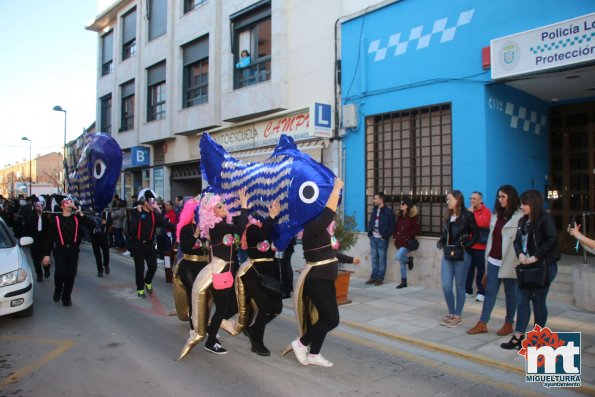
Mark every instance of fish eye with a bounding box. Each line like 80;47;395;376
93;159;107;179
298;181;319;204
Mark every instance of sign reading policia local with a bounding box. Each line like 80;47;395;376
491;12;595;79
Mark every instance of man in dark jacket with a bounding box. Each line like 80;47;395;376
366;192;396;286
91;210;112;277
24;199;52;281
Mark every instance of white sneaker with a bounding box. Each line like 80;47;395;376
291;339;309;365
122;251;131;257
466;293;474;299
307;353;333;367
476;294;485;302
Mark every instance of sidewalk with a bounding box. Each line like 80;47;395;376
334;275;595;392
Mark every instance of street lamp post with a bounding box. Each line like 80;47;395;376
53;105;67;193
21;137;32;196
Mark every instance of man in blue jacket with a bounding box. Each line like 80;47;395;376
366;193;396;286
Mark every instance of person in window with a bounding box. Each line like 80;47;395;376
437;190;478;328
235;50;252;85
283;178;361;368
50;196;96;307
174;198;210;330
467;185;522;336
235;50;251;69
502;189;559;350
393;197;420;289
178;189;249;359
236;200;282;356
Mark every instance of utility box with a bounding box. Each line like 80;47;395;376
342;104;358;129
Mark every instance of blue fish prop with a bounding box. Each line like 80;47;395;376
200;133;338;251
68;133;123;212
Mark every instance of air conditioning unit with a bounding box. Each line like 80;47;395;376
342;104;358;129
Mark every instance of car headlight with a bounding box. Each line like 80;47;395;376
0;269;28;287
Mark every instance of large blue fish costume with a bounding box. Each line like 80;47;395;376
199;133;338;251
68;133;123;212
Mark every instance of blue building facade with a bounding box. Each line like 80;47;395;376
341;0;595;238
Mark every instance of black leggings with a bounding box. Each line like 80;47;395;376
299;277;339;354
206;285;234;344
178;259;207;329
242;269;283;343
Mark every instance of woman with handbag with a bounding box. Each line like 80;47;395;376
283;178;360;367
235;201;283;356
393;197;421;289
437;190;478;328
178;189;249;359
173;198;210;329
467;185;523;336
502;189;560;349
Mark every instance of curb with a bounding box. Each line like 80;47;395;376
340;318;595;396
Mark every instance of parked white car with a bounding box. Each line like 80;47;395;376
0;218;34;317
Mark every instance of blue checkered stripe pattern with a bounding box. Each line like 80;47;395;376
368;9;474;62
531;32;595;54
504;102;546;135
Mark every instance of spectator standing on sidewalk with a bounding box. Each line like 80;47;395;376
466;191;491;301
468;185;522;336
393;197;420;289
502;189;559;350
437;190;478;328
365;193;395;286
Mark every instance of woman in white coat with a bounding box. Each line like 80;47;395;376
467;185;523;336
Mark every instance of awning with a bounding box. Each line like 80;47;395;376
232;139;327;163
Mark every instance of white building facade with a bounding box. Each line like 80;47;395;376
87;0;377;201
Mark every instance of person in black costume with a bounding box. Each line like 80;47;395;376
24;199;51;282
50;196;95;306
283;178;360;367
240;200;282;356
91;210;112;277
176;198;210;328
128;189;176;298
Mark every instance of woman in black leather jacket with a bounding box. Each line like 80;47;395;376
437;190;478;328
502;189;559;350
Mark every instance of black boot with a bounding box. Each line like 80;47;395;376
396;278;408;289
501;334;524;350
407;257;414;270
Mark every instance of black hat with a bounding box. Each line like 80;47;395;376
138;188;156;202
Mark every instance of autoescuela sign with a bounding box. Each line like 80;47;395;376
491;12;595;79
208;103;333;152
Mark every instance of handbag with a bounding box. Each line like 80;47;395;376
406;239;419;252
252;265;282;297
443;245;464;261
212;270;234;290
516;261;548;290
478;227;490;245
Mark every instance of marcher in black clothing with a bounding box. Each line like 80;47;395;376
238;201;283;356
174;198;210;328
280;237;297;299
178;189;249;359
24;200;52;281
91;210;112;277
128;189;175;298
50;196;95;306
284;178;360;367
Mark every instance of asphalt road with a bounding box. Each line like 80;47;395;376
0;245;585;397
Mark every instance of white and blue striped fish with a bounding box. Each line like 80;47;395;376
68;133;123;212
200;133;337;251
